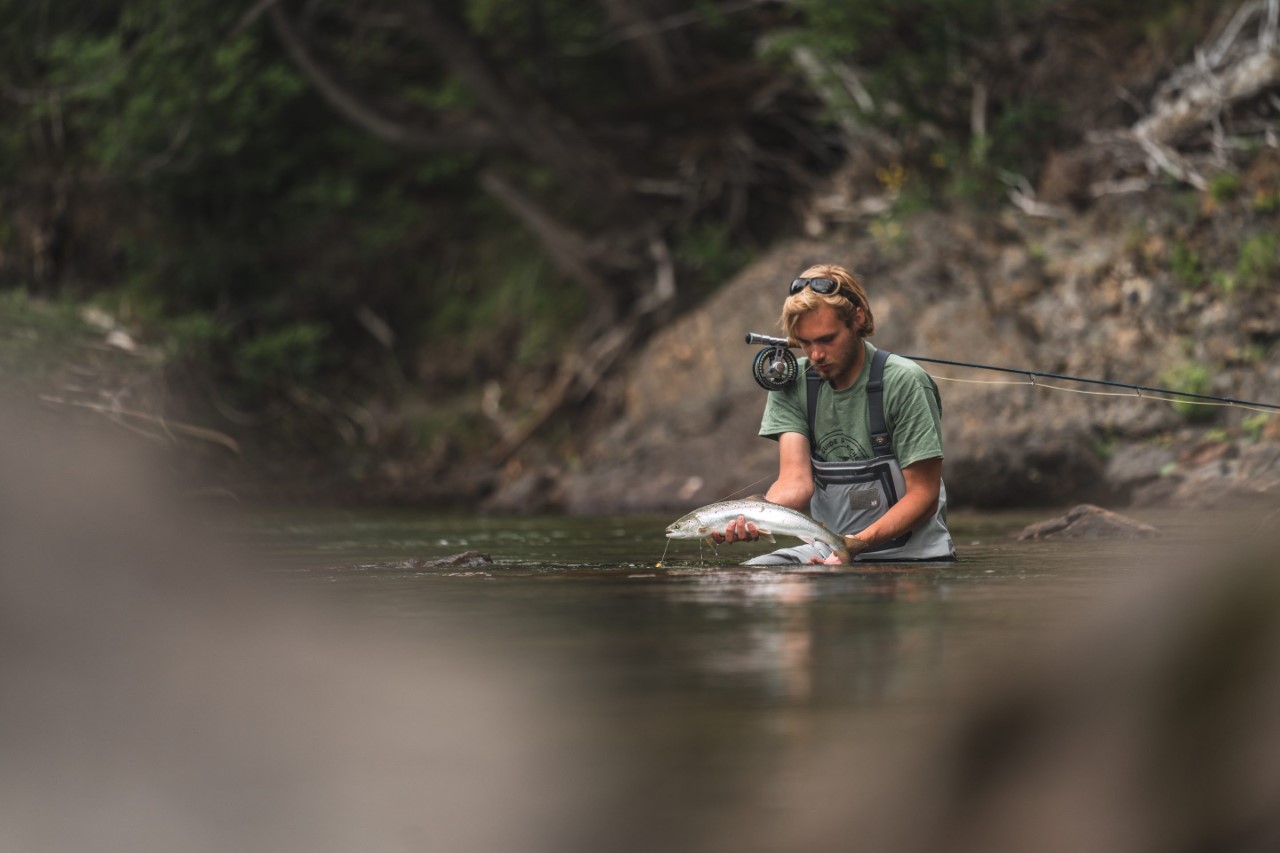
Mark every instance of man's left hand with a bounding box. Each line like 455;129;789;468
809;534;871;565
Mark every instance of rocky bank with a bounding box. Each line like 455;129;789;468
492;178;1280;515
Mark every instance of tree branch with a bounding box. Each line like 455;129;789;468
478;169;615;317
268;4;509;153
1124;0;1280;187
399;1;629;199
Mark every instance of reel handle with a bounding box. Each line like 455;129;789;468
744;332;790;347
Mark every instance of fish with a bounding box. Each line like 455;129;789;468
664;496;850;563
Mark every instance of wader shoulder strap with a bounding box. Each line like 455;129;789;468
868;348;894;459
806;348;894;460
805;370;824;461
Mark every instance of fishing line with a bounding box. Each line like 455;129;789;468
927;372;1277;414
655;536;672;568
715;475;773;502
1252;504;1280;537
902;353;1280;413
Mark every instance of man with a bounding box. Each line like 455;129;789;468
717;263;955;564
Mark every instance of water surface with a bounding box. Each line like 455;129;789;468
236;506;1204;849
243;506;1176;707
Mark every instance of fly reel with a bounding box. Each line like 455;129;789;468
751;345;798;390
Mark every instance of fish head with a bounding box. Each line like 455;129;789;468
664;512;707;539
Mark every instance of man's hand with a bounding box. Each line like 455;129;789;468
710;514;758;545
809;534;871;565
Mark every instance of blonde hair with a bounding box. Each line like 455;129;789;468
780;264;875;340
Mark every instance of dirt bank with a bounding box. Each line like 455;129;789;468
501;187;1280;515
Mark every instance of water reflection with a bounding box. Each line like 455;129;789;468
655;569;948;707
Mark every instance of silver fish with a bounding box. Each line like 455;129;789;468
664;496;850;563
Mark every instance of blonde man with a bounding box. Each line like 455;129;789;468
717;264;955;563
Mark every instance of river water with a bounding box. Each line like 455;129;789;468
229;505;1231;851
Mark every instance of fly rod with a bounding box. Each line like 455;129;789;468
744;332;1280;412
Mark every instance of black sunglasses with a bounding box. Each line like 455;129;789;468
789;277;842;296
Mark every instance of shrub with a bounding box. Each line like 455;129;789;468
1207;173;1242;203
1236;233;1279;292
1160;360;1216;421
1169;240;1201;288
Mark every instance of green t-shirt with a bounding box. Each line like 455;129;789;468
759;341;944;467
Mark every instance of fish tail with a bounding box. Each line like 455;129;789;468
817;534;849;563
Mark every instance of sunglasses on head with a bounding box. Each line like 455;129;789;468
789;277;842;296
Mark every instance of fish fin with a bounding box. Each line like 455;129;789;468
705;536;720;556
744;494;769;502
757;526;776;544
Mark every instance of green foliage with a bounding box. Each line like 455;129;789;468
0;289;85;338
0;0;515;416
1211;270;1237;295
1235;234;1279;293
1160;360;1216;421
233;323;331;397
1138;0;1235;62
1252;187;1280;214
1207;173;1242;203
160;311;230;360
422;222;586;378
868;216;908;256
1242;412;1271;441
675;223;752;297
0;0;1257;477
1202;426;1230;443
0;291;101;389
1169;240;1202;288
781;0;1064;206
1171;190;1202;220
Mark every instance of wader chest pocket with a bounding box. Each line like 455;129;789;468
847;488;882;510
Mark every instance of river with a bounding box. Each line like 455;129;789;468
228;505;1223;851
7;413;1274;852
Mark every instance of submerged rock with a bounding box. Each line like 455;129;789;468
419;551;494;569
346;551;495;571
1014;504;1158;541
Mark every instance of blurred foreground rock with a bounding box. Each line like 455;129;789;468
757;530;1280;853
0;407;600;853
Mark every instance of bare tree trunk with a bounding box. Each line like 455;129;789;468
478;169;618;322
402;1;631;203
597;0;681;88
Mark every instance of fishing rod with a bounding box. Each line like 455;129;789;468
744;332;1280;413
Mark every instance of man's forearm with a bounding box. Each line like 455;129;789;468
846;457;943;550
846;491;935;549
765;479;812;511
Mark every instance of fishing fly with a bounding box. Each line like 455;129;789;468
745;332;1280;414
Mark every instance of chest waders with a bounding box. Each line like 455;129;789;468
806;349;955;561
